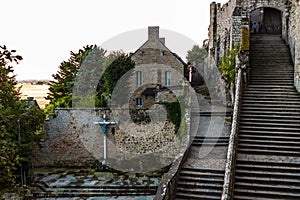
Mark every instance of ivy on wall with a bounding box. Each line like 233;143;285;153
218;44;240;86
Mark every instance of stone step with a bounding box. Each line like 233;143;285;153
235;176;300;187
250;72;293;76
250;69;293;72
236;159;300;169
248;81;293;86
241;105;300;110
238;143;300;151
234;188;300;199
177;181;223;190
242;97;300;102
178;176;224;184
240;121;300;129
237;148;300;157
238;138;300;146
192;142;229;147
175;192;221;200
242;101;300;106
239;125;300;132
243;91;297;95
235;168;300;179
239;134;300;142
180;167;225;175
249;76;294;80
246;85;295;89
240;113;300;120
239;129;300;137
176;187;222;197
234;182;300;194
240;110;300;116
250;60;292;63
250;54;291;58
240;117;300;124
192;136;229;147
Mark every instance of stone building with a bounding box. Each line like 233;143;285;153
129;26;187;109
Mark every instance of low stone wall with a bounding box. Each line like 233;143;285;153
31;108;181;171
221;68;243;200
154;142;191;200
31;108;111;167
114;121;179;155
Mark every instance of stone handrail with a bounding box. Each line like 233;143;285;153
221;67;243;200
154;145;191;200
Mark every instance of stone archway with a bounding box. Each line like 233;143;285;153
250;7;282;34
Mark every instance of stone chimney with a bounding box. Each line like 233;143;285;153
159;38;165;45
148;26;159;41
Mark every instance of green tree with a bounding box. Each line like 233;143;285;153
46;45;98;106
102;53;135;94
186;45;207;65
0;45;45;192
46;46;135;110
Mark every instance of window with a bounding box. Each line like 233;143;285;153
161;51;166;56
136;71;142;87
164;71;171;86
136;98;142;107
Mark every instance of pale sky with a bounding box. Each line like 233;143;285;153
1;0;228;80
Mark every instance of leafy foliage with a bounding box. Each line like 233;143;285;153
101;54;135;94
46;46;135;111
46;45;99;106
186;45;207;64
161;99;181;133
0;126;18;189
0;45;45;192
218;45;240;86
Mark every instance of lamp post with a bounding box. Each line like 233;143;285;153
94;114;116;165
17;119;24;186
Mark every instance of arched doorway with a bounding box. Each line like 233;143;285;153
250;7;282;34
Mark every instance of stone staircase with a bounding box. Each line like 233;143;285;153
233;34;300;199
176;167;225;199
174;108;230;199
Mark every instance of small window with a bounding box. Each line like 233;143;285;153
136;71;142;87
141;51;145;56
136;98;142;107
164;71;171;86
161;51;166;56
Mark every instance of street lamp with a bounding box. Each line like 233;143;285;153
17;119;24;187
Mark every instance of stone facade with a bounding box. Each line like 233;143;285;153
130;26;187;109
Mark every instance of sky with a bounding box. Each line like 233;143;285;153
1;0;229;80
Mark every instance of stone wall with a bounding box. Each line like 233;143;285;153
31;108;182;172
289;1;300;91
31;108;110;167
